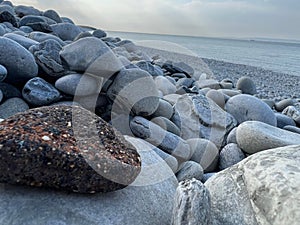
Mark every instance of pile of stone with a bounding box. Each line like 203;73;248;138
0;1;299;224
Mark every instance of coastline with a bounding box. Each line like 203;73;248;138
139;46;300;108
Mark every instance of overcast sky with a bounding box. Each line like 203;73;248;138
13;0;300;40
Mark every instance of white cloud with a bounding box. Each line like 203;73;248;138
11;0;300;39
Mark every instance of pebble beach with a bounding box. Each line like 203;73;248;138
0;1;299;225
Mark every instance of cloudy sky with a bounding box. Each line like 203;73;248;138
13;0;300;40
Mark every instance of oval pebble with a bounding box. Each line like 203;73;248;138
236;76;257;95
55;73;101;96
219;143;245;170
22;77;61;106
225;94;277;126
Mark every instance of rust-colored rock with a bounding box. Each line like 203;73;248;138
0;105;141;193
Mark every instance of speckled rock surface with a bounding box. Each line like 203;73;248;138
0;134;177;225
0;105;141;193
205;145;300;225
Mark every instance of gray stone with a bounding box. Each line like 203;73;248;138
152;98;174;119
0;83;21;100
205;145;300;225
0;37;38;84
176;161;204;182
0;90;2;103
60;37;119;75
283;125;300;134
3;33;39;49
163;94;181;105
0;136;178;225
262;99;275;109
275;113;296;129
219;143;245;170
0;97;29;118
282;106;300;125
237;121;300;154
22;77;61;106
275;98;294;112
19;15;57;27
236;76;257;95
19;26;34;33
172;178;211;225
155;76;177;96
92;29;107;38
107;69;159;116
225;94;277;126
130;116;191;162
176;78;195;88
43;9;62;23
226;127;237;144
174;94;237;148
206;89;226;109
51;23;82;41
125;136;178;173
55;73;101;96
14;5;41;17
218;89;241;97
0;64;7;81
195;79;221;90
151;116;181;136
135;60;163;77
31;39;66;78
28;31;65;46
187;138;219;173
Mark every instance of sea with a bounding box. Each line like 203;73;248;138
108;31;300;77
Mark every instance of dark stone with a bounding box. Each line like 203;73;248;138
162;62;191;77
27;22;53;33
93;29;107;38
135;60;164;76
31;39;67;78
0;10;17;27
0;83;22;100
22;77;61;106
0;105;141;193
0;37;38;84
43;9;62;23
19;15;57;27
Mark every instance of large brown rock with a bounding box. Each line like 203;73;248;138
0;105;141;193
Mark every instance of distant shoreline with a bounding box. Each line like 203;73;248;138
140;46;300;109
